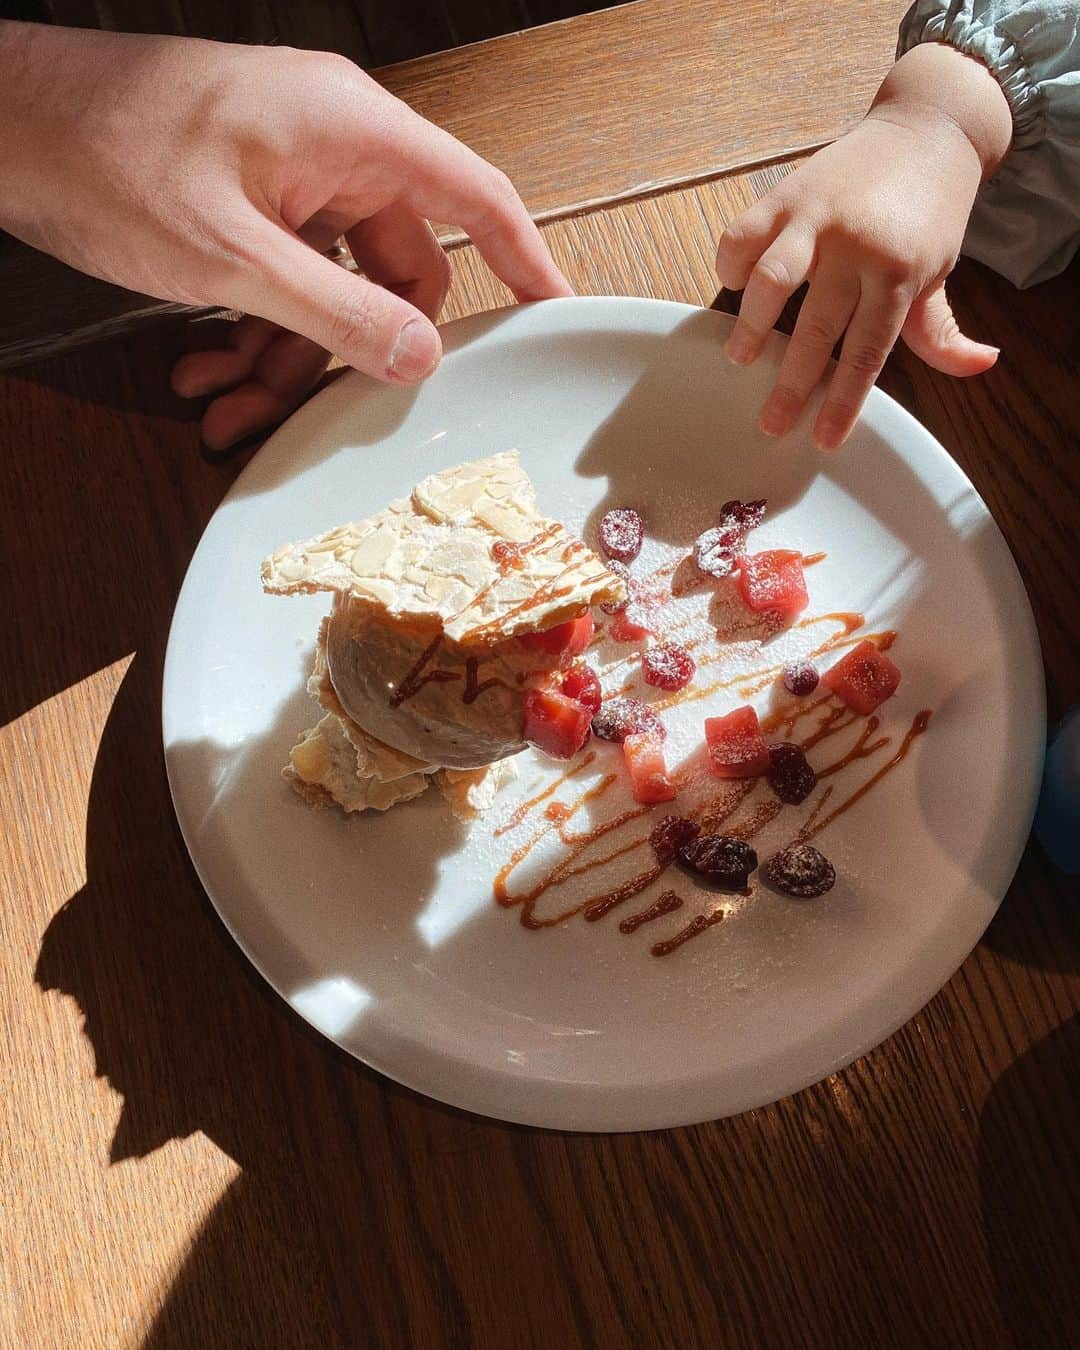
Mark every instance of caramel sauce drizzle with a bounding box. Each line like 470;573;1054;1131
799;710;932;844
651;909;725;957
815;716;889;776
462;656;507;705
650;614;893;712
493;707;932;954
797;785;835;840
457;525;568;639
619;891;684;934
725;799;784;840
390;639;515;711
493;752;597;838
493;778;659;928
487;543;928;959
583;867;664;922
388;634;459;709
465;526;599;643
697;781;756;833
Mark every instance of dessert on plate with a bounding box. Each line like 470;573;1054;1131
263;452;626;818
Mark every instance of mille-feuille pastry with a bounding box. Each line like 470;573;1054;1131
263;452;626;816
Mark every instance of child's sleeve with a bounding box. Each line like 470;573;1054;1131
898;1;1080;287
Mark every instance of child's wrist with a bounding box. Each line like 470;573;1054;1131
868;43;1013;182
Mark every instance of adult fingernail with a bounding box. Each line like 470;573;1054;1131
814;422;844;452
759;406;789;437
389;319;440;383
725;332;756;366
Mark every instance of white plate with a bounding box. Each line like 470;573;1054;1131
164;297;1043;1132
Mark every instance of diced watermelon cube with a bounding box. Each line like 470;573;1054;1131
821;641;901;715
737;550;809;620
609;609;652;642
520;613;595;656
560;662;602;715
623;733;677;804
523;688;593;759
704;705;771;778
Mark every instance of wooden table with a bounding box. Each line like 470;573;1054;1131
3;4;1078;1346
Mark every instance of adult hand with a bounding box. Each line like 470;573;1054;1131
0;22;571;448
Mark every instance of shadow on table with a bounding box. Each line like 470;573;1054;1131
978;1014;1080;1348
977;841;1080;975
0;315;417;730
33;653;483;1347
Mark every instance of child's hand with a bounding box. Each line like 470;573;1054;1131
715;43;1013;450
0;23;570;448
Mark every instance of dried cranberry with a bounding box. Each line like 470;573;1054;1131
720;499;767;532
695;500;768;578
762;843;835;898
766;743;817;805
561;663;602;715
694;525;740;578
641;642;696;692
677;834;758;890
591;697;666;743
782;661;820;696
600;559;631;614
599;508;644;563
649;815;700;864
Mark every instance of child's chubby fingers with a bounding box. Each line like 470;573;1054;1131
724;226;815;368
900;280;999;377
714;197;786;291
757;261;859;437
813;282;911;450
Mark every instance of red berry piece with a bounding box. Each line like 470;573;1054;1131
591;696;666;743
782;661;820;696
762;843;835;898
738;550;809;620
609;608;652;642
642;642;696;692
600;559;630;614
821;641;901;715
678;834;758;890
649;815;700;864
519;613;594;656
766;743;817;805
623;733;677;804
599;508;644;563
523;688;593;760
561;662;602;716
694;525;740;578
705;706;771;778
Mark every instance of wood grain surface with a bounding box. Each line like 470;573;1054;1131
33;0;627;67
2;149;1078;1348
377;0;903;221
0;0;902;368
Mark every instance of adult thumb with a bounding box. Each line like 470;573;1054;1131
900;280;998;377
233;226;442;385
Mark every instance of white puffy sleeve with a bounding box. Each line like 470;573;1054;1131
899;1;1080;286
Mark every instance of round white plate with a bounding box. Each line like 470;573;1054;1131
164;297;1043;1132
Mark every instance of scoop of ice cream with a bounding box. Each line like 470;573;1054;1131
324;596;553;769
